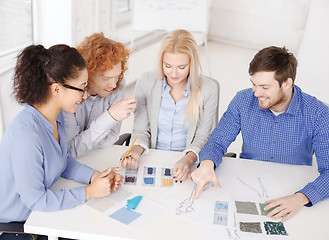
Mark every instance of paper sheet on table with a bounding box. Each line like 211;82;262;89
198;199;291;240
233;202;291;240
159;180;225;224
86;188;133;212
233;174;284;202
104;194;166;228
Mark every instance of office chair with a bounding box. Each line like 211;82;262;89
0;222;37;240
114;133;131;146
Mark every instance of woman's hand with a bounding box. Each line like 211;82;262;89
173;151;197;182
120;145;144;169
85;167;123;200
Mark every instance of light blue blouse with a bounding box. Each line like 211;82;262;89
155;77;189;151
0;105;95;223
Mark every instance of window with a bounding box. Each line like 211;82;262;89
0;0;33;57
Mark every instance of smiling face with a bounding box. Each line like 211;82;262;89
251;71;293;112
162;52;190;87
61;68;88;113
87;62;122;97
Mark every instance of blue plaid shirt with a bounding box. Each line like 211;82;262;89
199;85;329;206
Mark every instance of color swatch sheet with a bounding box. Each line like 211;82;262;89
122;165;175;188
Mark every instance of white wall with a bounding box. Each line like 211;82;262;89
33;0;113;47
34;0;73;47
297;0;329;104
209;0;310;53
0;67;23;139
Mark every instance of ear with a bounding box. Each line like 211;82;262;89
283;78;293;90
50;83;61;97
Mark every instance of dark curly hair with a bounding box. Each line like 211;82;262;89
13;44;86;105
249;46;298;86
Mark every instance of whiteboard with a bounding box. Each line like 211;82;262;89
132;0;209;34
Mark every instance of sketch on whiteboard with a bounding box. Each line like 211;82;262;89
143;0;202;11
237;176;269;199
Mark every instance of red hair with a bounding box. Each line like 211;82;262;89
76;32;130;90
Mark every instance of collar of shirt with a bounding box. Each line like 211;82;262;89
283;85;301;116
162;76;190;97
256;85;301;116
86;92;98;101
25;104;62;132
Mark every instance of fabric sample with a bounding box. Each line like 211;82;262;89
264;221;288;235
259;203;276;216
240;222;262;233
235;201;259;215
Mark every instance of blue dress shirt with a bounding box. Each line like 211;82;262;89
0;105;95;223
155;77;189;151
199;85;329;206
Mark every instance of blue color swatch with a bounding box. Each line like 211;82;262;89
126;195;143;210
109;207;142;225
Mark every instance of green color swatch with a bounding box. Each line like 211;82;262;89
259;203;276;216
235;201;259;215
264;221;288;235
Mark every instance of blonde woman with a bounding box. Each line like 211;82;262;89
121;29;219;182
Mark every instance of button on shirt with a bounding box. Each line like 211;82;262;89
155;78;189;151
199;85;329;206
0;105;95;223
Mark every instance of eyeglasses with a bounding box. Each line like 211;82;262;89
62;84;87;95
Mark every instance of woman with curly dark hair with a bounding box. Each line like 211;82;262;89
63;33;137;158
0;44;123;240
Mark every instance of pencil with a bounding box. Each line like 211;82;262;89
122;137;137;162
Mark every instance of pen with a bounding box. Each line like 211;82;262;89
121;137;137;162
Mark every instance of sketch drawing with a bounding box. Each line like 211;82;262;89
226;228;240;240
258;177;269;198
175;184;211;215
237;176;269;199
176;184;197;215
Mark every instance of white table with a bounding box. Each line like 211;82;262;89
24;145;328;240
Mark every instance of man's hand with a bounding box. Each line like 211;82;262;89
191;160;221;200
264;192;310;221
108;98;137;121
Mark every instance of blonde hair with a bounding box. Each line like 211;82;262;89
157;29;203;124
